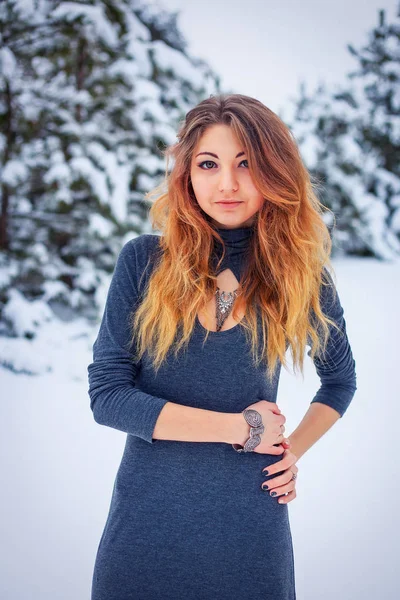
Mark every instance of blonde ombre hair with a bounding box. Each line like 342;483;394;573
129;93;342;383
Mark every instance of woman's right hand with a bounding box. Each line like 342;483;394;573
235;400;289;455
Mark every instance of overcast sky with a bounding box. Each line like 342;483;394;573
159;0;398;118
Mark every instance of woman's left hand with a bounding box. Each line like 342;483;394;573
261;448;299;504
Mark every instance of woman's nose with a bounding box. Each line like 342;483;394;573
218;169;239;192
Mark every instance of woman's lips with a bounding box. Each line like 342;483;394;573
216;201;242;207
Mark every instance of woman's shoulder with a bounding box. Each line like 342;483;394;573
121;234;162;265
118;234;162;293
124;233;161;254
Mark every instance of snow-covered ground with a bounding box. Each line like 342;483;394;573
1;257;399;600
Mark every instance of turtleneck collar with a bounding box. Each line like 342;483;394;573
214;225;255;245
211;223;255;282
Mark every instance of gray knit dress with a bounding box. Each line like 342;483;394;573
87;227;357;600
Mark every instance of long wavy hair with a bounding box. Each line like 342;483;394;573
128;93;342;383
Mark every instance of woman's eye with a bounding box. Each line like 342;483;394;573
198;159;248;170
198;160;216;170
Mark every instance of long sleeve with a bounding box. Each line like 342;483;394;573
87;236;169;443
307;269;357;417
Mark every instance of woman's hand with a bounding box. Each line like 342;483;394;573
261;449;298;504
237;400;290;455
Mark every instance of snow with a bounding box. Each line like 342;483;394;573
1;159;28;187
392;207;400;233
134;148;165;174
152;39;205;87
11;0;46;21
126;39;153;78
1;257;399;599
134;77;160;103
69;155;110;206
289;68;400;260
0;47;18;78
86;142;130;222
74;257;101;292
2;288;54;340
108;56;141;81
51;2;119;48
43;159;71;188
30;242;49;264
125;9;151;44
88;213;115;238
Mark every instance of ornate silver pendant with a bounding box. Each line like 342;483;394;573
215;287;239;332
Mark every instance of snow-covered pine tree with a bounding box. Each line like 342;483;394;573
289;81;370;257
0;0;220;372
289;6;400;260
346;7;400;255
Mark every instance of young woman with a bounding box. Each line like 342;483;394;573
88;93;357;600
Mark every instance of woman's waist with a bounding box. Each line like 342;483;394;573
124;434;284;464
117;435;285;491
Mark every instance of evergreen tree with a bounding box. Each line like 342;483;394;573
347;7;400;249
0;0;220;358
289;6;400;260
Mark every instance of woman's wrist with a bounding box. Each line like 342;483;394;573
227;412;250;446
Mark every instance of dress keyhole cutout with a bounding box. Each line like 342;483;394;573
196;268;246;333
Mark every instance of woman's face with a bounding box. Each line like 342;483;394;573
190;123;264;229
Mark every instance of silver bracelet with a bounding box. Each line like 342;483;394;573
232;408;265;453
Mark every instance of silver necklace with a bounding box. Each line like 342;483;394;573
215;287;239;332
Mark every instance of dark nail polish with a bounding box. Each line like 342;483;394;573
270;491;277;497
263;483;269;490
262;470;269;476
261;486;269;492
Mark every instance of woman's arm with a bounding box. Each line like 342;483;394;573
87;238;168;443
288;269;357;460
287;402;340;460
87;236;240;445
152;402;240;444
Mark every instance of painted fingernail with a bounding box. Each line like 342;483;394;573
261;486;269;492
270;491;277;497
262;470;269;476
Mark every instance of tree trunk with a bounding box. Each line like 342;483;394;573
0;80;13;250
